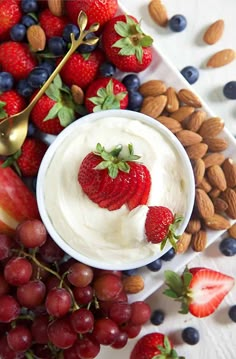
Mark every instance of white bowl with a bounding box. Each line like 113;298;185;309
36;109;195;270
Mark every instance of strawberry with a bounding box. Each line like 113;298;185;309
0;160;39;235
39;8;69;39
78;143;151;211
84;78;128;113
0;0;22;41
102;14;153;73
0;42;37;81
130;333;183;359
0;90;26;121
145;206;183;249
59;49;105;90
30;75;85;135
164;267;235;318
65;0;118;29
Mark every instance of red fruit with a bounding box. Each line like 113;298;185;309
0;42;37;81
65;0;118;28
130;333;179;359
39;8;69;38
0;90;26;121
164;267;235;318
0;0;22;41
0;160;39;234
59;49;105;89
145;206;182;249
85;77;128;113
127;164;151;210
102;14;153;73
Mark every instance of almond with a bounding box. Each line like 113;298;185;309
221;188;236;219
122;275;144;294
171;106;195;122
193;158;205;186
156;116;182;133
195;188;215;218
203;19;225;45
185;143;208;160
176;130;202;147
207;165;227;191
203;152;225;168
26;25;46;51
222;158;236;188
203;137;228;152
71;85;84;105
204;214;231;230
228;223;236;238
209;188;221;199
213;197;228;213
165;87;179;113
207;49;236;68
148;0;168;27
140;95;167;118
177;89;202;108
198;117;224;138
191;230;207;252
139;80;166;97
176;232;192;254
186;218;201;234
197;177;212;193
48;0;64;16
185;110;206;132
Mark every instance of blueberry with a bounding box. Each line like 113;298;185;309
28;67;49;88
127;91;143;111
180;66;199;84
63;24;80;42
161;247;176;261
0;72;14;92
122;74;140;91
10;24;26;42
228;305;236;322
48;37;67;56
223;81;236;100
21;14;37;27
39;61;56;76
21;0;38;13
16;79;34;97
122;268;138;276
219;237;236;256
78;32;98;53
182;327;200;345
150;309;165;325
169;14;187;32
146;258;162;272
27;122;37;137
99;62;116;77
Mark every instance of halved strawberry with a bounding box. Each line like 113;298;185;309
127;164;151;210
164;267;235;318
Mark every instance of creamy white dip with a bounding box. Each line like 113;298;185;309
43;116;188;265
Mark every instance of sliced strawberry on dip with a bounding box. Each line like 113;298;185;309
164;267;235;318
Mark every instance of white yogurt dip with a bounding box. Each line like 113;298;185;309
43;116;189;265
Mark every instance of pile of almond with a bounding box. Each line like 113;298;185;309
139;79;236;253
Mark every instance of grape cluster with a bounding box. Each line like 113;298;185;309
0;219;151;358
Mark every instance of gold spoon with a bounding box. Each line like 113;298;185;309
0;11;99;156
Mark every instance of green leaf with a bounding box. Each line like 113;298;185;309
97;87;107;98
106;79;114;95
82;53;91;60
125;15;137;26
112;37;132;49
54;74;62;88
93;105;102;112
179;301;189;315
118;161;130;173
100;150;112;161
164;270;183;296
58;107;75;127
163;288;179;299
43;102;62;121
114;21;130;37
96;143;103;153
118;45;136;57
88;96;104;105
139;35;153;47
116;92;128;101
109;144;122;157
95;161;110;170
108;164;118;179
46;84;60;101
134;46;143;63
183;271;193;288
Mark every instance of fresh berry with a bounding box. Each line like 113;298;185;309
180;66;199;84
78;32;98;53
228;305;236;322
16;79;34;98
78;143;151;211
102;14;153;73
39;8;69;39
65;0;118;28
21;13;38;27
0;90;26;120
150;309;165;325
0;72;14;92
130;333;181;359
164;267;235;318
127;91;143;111
21;0;38;13
122;74;141;91
48;36;67;56
39;61;55;76
0;41;37;81
10;23;26;42
123;268;138;276
145;206;182;249
146;258;162;272
0;0;22;41
59;49;105;89
161;247;176;261
169;14;187;32
99;62;116;77
84;77;128;113
28;67;49;89
181;327;200;345
62;23;80;43
223;81;236;99
219;237;236;256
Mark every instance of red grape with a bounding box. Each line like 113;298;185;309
75;333;100;358
0;295;20;323
73;285;93;305
45;287;72;317
4;257;32;286
94;269;122;278
16;219;47;248
47;317;77;349
0;273;10;296
93;318;119;345
31;344;52;359
0;234;14;260
130;301;151;325
67;262;94;287
70;308;94;333
121;322;142;338
0;336;24;359
111;331;128;349
31;315;49;344
7;325;32;352
93;274;123;301
45;275;60;292
63;345;80;359
39;236;64;263
17;279;46;308
109;302;132;325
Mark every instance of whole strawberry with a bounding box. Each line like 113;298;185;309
145;206;183;249
39;8;69;39
85;78;128;113
102;15;153;73
59;49;105;89
0;42;37;81
0;0;22;41
0;90;26;121
65;0;118;28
